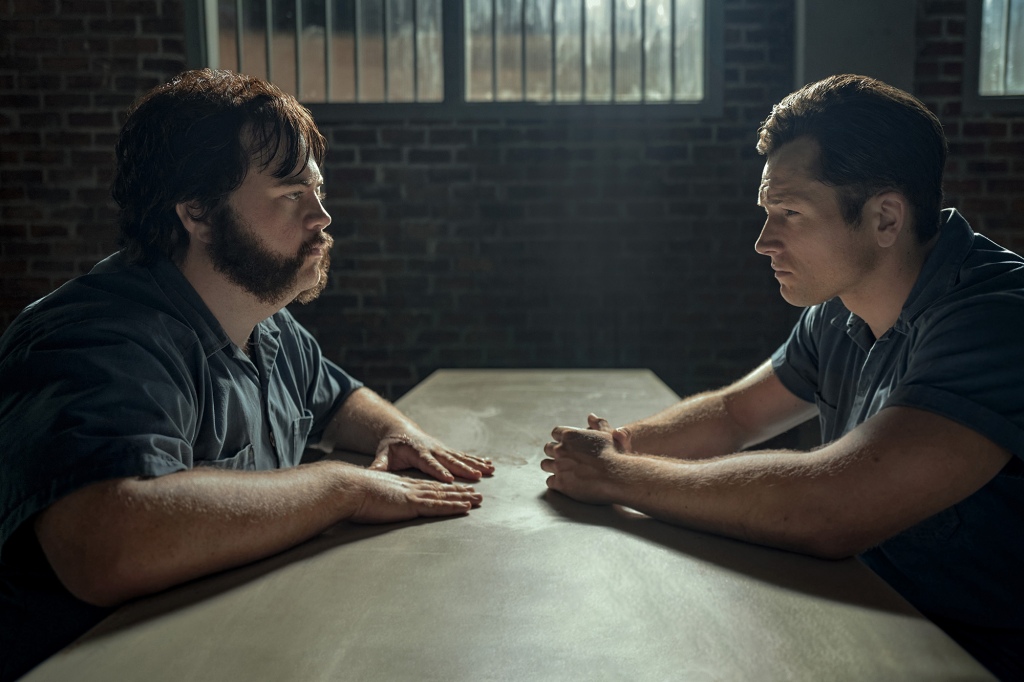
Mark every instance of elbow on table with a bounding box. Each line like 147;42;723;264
755;511;875;561
45;542;153;608
782;524;878;561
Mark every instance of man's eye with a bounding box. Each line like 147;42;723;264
286;192;302;201
784;209;799;217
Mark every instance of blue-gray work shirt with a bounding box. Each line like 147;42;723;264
772;209;1024;632
0;251;361;548
0;251;361;680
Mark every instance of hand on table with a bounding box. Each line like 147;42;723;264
540;424;630;505
348;469;482;524
370;430;495;483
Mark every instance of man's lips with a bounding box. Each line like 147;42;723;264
302;236;332;258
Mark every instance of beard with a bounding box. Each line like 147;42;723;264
205;204;332;306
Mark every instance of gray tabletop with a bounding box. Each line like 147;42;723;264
24;369;992;681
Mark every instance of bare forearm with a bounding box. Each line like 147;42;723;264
320;387;419;454
623;362;816;460
36;461;372;606
624;391;751;459
605;451;853;557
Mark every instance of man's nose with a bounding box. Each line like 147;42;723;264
754;217;777;255
308;198;331;231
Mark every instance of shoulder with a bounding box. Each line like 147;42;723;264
913;234;1024;337
0;256;207;383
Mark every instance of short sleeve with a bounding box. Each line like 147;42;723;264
886;297;1024;458
770;304;827;404
271;309;362;449
0;317;196;550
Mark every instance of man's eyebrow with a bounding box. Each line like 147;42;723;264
757;186;807;206
274;173;324;188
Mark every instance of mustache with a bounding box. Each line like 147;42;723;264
299;232;333;257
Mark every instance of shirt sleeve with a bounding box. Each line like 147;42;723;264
0;316;197;550
770;303;826;404
272;309;363;449
885;296;1024;459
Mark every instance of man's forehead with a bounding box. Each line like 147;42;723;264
758;138;823;204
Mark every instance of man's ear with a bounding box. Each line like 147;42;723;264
866;192;909;249
174;202;213;244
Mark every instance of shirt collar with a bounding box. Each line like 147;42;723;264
894;208;974;333
147;256;232;358
828;208;974;345
146;256;286;361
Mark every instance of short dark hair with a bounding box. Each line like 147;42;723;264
112;69;327;264
757;74;948;242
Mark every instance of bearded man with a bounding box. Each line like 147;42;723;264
0;69;493;681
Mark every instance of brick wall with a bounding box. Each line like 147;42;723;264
0;0;186;324
914;1;1024;251
2;0;1021;407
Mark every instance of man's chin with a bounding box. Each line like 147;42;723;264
292;271;329;305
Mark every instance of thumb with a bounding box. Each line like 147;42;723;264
370;444;390;471
612;428;632;452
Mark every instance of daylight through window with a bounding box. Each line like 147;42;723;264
980;0;1024;96
199;0;707;105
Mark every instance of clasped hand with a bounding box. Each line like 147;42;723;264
540;414;632;504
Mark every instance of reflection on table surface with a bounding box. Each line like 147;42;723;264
24;370;993;681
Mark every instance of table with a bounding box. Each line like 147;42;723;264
24;370;993;681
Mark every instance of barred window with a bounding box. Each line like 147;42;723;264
965;0;1024;112
979;0;1024;96
187;0;719;109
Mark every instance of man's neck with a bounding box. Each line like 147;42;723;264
176;252;283;351
842;234;939;341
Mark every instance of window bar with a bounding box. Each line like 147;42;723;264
550;0;557;100
669;0;676;100
383;1;390;101
324;0;333;100
640;0;646;102
235;0;244;74
1002;2;1013;92
520;0;527;101
491;0;497;100
443;0;461;103
580;0;586;101
353;1;361;101
610;0;616;102
265;0;274;82
412;0;419;101
295;0;303;98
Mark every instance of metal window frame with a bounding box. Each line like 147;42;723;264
963;0;1024;113
185;0;724;121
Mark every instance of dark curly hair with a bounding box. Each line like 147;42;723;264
112;69;327;264
757;74;948;242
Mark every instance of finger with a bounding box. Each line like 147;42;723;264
612;428;631;452
588;414;610;432
413;450;456;483
435;451;486;481
539;458;556;473
369;447;389;471
412;484;482;507
446;451;496;476
552;425;576;440
411;498;475;516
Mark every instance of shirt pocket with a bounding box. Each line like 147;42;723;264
814;391;840;443
195;443;257;471
288;411;314;466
